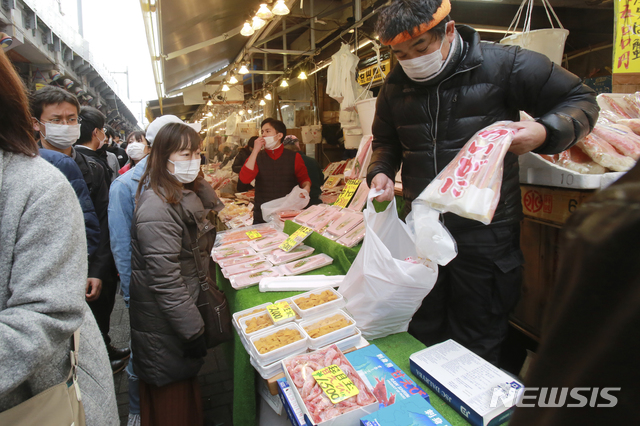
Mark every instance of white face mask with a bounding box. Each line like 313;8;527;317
40;122;80;149
168;158;201;183
398;37;446;82
126;142;147;161
98;135;107;150
264;135;280;150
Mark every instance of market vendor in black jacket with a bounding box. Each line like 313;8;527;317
367;0;598;364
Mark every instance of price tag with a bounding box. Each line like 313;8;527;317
323;176;341;190
266;301;295;323
312;365;359;404
278;226;313;252
333;179;361;208
246;230;262;240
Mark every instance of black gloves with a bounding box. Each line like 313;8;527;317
183;334;207;359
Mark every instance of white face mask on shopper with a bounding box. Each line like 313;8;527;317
39;121;81;149
398;37;446;82
168;158;200;183
126;142;147;161
264;136;280;150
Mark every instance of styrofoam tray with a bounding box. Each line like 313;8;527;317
233;302;272;328
259;275;346;292
519;152;625;189
250;353;285;380
290;286;345;319
300;309;357;350
249;322;309;365
311;327;363;352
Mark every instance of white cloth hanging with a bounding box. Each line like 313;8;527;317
326;43;362;110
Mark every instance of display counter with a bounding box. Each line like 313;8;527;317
217;221;479;426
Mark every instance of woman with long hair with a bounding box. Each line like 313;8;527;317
0;50;118;423
130;122;223;425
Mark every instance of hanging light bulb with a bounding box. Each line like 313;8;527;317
229;74;238;84
248;109;253;114
256;3;273;19
298;71;307;80
238;63;249;74
280;79;288;87
221;84;230;91
264;92;272;100
252;16;266;30
259;99;266;106
206;100;213;106
272;0;290;16
206;112;213;117
238;109;245;115
240;22;254;36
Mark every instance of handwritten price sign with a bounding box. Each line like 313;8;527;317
246;230;262;239
278;226;313;252
334;179;361;208
312;364;359;404
267;301;296;323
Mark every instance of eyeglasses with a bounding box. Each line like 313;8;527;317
41;117;81;125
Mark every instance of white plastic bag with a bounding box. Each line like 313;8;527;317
338;189;441;340
261;186;310;223
414;121;515;225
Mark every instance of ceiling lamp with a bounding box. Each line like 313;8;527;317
238;63;249;74
221;84;230;91
206;100;213;106
280;79;288;87
264;92;272;100
256;3;273;19
298;71;307;80
272;0;290;15
240;22;254;36
206;112;213;117
259;99;266;106
252;16;266;31
238;109;245;115
229;74;238;84
248;109;253;114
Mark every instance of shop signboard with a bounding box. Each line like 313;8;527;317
358;59;390;86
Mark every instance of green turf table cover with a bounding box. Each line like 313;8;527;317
217;219;473;426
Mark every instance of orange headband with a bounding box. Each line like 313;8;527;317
381;0;452;46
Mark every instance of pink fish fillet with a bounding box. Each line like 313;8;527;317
557;146;606;175
577;134;635;172
592;125;640;160
616;119;640;136
602;95;632;119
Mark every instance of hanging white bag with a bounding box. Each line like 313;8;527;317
261;186;310;223
499;0;569;66
338;189;455;340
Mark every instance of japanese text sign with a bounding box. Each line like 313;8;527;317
267;301;295;323
614;0;640;73
334;179;361;208
312;364;360;404
278;226;313;252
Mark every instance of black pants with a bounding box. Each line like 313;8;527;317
408;223;524;365
88;266;118;346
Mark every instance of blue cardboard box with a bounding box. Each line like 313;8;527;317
360;394;452;426
277;377;306;426
344;344;429;408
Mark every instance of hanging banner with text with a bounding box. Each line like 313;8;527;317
614;0;640;73
358;59;391;86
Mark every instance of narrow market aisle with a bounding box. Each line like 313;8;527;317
110;293;234;426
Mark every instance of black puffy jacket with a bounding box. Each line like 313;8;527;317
367;26;599;230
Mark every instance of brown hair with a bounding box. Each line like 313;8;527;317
0;49;39;156
136;122;202;204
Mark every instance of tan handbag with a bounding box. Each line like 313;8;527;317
0;330;86;426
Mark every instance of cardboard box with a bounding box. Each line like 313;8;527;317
277;378;306;426
345;344;429;408
360;394;451;426
520;184;592;225
410;340;523;426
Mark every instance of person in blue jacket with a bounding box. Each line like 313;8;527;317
40;148;100;257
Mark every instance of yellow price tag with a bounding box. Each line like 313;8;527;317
334;179;361;209
246;230;262;240
312;364;359;404
278;226;314;252
266;302;295;323
323;176;341;189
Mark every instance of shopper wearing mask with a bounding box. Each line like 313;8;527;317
367;0;598;364
232;136;256;193
105;127;129;169
239;118;311;223
75;108;119;185
119;131;150;175
130;122;223;426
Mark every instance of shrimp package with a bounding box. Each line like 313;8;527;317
415;121;515;225
282;345;378;425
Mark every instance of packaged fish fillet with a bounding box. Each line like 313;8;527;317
326;210;363;238
348;180;370;212
216;253;265;269
266;245;315;265
281;253;334;276
336;223;366;248
215;224;278;246
212;247;257;262
222;259;274;278
212;241;250;255
294;204;327;225
248;233;289;252
229;268;282;290
306;206;343;231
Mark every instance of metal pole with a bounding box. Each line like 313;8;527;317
77;0;84;37
282;20;288;71
310;0;315;50
251;57;255;96
126;66;130;100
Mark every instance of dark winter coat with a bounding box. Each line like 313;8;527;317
232;148;253;193
367;25;599;230
129;177;220;387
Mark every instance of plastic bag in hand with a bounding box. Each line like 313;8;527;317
261;186;310;223
414;121;515;225
338;189;438;340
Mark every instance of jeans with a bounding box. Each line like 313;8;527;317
126;343;140;414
